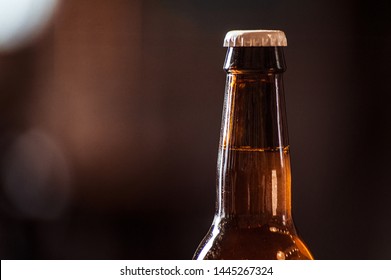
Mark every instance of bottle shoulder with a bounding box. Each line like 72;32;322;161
193;218;313;260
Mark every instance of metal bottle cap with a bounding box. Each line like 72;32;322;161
223;30;287;47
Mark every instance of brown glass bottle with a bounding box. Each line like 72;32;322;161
193;30;313;260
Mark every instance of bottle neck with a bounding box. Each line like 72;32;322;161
216;47;292;228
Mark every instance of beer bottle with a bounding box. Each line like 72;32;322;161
193;30;313;260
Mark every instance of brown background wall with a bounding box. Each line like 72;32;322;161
0;0;390;259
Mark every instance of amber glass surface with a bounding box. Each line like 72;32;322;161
194;147;312;260
193;47;313;260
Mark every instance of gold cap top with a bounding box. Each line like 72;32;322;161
223;30;287;47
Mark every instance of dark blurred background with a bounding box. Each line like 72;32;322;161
0;0;390;259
